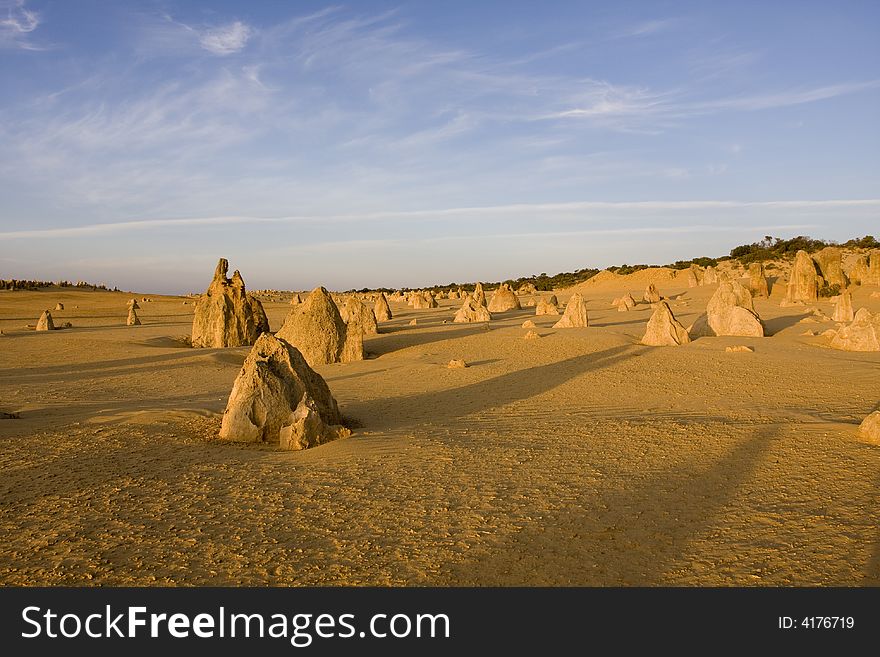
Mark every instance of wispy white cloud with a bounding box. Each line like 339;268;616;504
198;20;254;55
146;12;254;56
2;199;876;240
618;19;679;38
550;79;880;125
0;0;42;50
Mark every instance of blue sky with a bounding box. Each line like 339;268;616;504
1;0;878;293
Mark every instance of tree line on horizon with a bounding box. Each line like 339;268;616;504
4;235;876;295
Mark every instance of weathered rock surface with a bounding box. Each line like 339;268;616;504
473;283;487;307
36;311;54;331
487;284;521;312
275;286;363;366
454;295;492;323
535;295;560;316
340;296;378;336
690;278;764;338
785;250;819;304
859;411;880;444
127;307;141;326
748;262;769;298
641;302;690;346
832;291;854;323
374;293;393;322
829;308;880;351
553;293;589;328
191;259;268;348
643;284;661;304
812;247;848;288
218;333;346;449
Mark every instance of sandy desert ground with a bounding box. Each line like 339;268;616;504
1;272;879;586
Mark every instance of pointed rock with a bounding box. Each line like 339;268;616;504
643;284;661;304
218;334;344;447
473;282;486;307
614;293;636;312
275;286;363;366
127;307;141;326
454;294;492;323
832;291;854;323
36;310;54;331
487;283;521;312
374;293;393;322
535;295;560;316
748;262;770;298
641;301;690;346
553;293;588;328
812;246;848;288
785;250;819;304
191;258;267;348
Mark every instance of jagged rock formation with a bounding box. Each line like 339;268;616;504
703;267;718;285
218;334;347;449
690;278;764;338
524;330;540;339
832;291;854;323
36;310;54;331
517;283;537;295
127;307;141;326
290;293;303;305
487;283;521;312
785;250;819;304
473;283;487;307
685;266;701;288
54;302;64;311
748;262;770;298
522;319;537;328
454;295;492;323
275;286;364;366
128;298;140;310
553;293;588;328
643;284;661;304
279;394;351;451
812;247;848;288
191;259;269;348
535;295;560;316
339;296;378;336
374;293;393;322
829;308;880;351
411;292;438;309
614;293;636;312
641;302;690;346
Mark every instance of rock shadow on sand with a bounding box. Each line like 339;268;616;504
437;424;778;585
345;345;641;429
